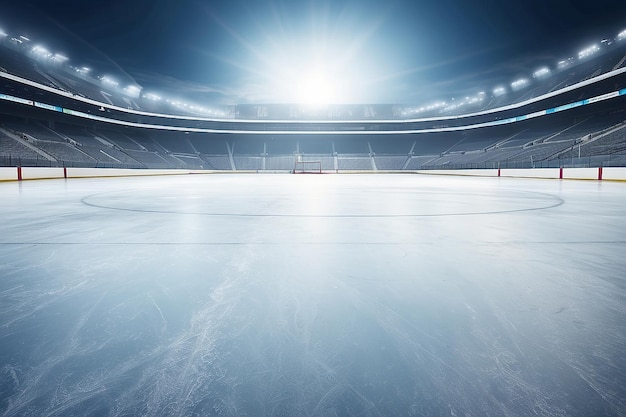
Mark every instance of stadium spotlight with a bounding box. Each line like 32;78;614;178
52;53;69;63
618;29;626;40
144;92;162;101
124;85;141;98
510;78;529;91
578;44;599;59
468;92;485;104
533;67;551;79
100;76;119;88
557;57;574;69
19;35;30;42
493;86;506;96
31;45;50;56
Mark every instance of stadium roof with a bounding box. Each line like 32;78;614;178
2;0;626;107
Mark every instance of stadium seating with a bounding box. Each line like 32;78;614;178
1;29;625;171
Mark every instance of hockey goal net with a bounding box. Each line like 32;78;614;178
293;155;322;174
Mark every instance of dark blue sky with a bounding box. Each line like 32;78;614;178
2;0;625;104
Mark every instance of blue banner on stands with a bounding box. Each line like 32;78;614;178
34;102;63;112
547;100;585;114
0;93;33;105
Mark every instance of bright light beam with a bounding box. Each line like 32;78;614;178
296;68;336;105
199;1;393;105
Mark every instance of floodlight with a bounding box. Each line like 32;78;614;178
53;53;69;62
557;57;574;69
493;86;506;96
75;67;91;75
32;45;49;55
511;78;528;90
533;67;551;78
31;46;53;61
468;94;484;104
100;76;119;87
578;44;599;59
0;29;7;37
618;29;626;40
124;85;141;98
19;35;30;42
144;92;162;101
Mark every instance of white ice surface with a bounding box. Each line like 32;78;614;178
0;174;625;416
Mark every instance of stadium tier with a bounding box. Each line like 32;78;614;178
1;31;626;170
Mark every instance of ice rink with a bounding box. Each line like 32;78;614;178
1;173;625;416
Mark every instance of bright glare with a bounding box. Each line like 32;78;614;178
533;67;551;78
511;78;528;90
225;6;393;106
32;45;50;56
296;69;336;105
262;46;356;105
124;85;141;98
53;53;68;62
578;44;599;59
493;86;506;96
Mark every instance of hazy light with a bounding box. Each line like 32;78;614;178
124;85;141;98
295;69;337;106
53;53;69;62
468;94;484;104
511;78;529;90
19;35;30;42
443;101;465;112
261;43;356;105
144;92;162;101
402;100;448;116
557;57;574;69
578;44;599;59
31;45;50;56
493;86;506;96
0;29;7;37
212;3;395;105
618;29;626;40
100;76;119;87
533;67;551;78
